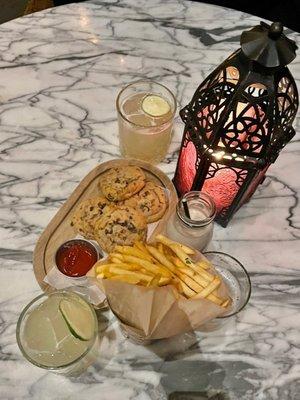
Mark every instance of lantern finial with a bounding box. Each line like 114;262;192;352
240;21;297;68
268;22;283;39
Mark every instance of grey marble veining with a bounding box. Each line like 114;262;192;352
0;1;299;399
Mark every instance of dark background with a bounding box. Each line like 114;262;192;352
199;0;299;32
54;0;300;33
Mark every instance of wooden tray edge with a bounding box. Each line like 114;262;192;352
33;159;177;292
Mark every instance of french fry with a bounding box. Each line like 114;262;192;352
179;280;197;298
184;274;223;304
177;243;195;255
111;257;124;264
178;266;199;279
146;245;175;272
94;259;108;269
110;275;141;284
176;267;224;305
156;235;194;262
172;278;183;294
150;238;222;300
170;244;214;283
156;234;195;255
207;294;224;306
95;264;109;273
96;236;230;306
158;243;164;255
176;271;203;293
135;241;152;256
172;256;190;270
145;246;200;297
148;274;161;287
116;245;153;262
108;267;153;282
156;257;203;297
221;299;230;308
179;266;207;287
172;256;220;303
109;252;124;262
194;267;214;283
157;242;224;304
158;276;172;286
163;245;175;259
96;263;139;273
196;259;211;270
140;268;154;276
122;255;171;278
169;274;194;297
192;277;221;299
97;269;114;279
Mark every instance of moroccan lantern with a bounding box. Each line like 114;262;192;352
173;22;298;227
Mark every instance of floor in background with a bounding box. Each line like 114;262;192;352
24;0;53;15
0;0;53;24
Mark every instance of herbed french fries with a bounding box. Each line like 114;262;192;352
95;235;231;308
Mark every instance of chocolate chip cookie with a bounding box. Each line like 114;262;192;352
71;196;114;239
94;205;147;252
99;166;146;202
122;181;168;223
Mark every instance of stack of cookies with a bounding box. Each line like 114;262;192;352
70;166;168;252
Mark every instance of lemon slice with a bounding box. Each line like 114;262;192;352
142;95;170;117
59;298;94;341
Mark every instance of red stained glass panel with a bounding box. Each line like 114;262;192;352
175;140;197;195
201;165;247;213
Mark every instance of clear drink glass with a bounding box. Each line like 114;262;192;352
116;80;176;163
16;290;99;376
166;191;216;251
199;252;251;331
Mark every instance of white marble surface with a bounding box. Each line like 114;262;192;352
0;1;299;399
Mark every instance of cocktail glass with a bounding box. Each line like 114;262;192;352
16;290;98;376
116;80;176;164
199;251;251;331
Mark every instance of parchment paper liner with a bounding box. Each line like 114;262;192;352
87;247;230;341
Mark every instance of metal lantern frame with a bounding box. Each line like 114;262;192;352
173;22;298;227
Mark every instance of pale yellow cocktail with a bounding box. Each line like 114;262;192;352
117;81;176;163
16;291;98;375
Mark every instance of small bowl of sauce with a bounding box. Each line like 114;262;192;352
55;239;100;278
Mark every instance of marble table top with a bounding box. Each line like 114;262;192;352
0;1;299;399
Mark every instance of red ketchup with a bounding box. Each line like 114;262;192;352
56;240;98;277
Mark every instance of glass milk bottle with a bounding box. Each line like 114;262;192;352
166;191;216;251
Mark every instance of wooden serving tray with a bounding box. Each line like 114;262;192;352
33;159;178;292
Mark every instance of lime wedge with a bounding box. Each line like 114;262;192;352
142;95;170;117
59;298;94;341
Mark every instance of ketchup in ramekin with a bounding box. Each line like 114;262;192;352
55;239;99;277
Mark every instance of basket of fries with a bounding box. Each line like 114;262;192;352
89;234;231;343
